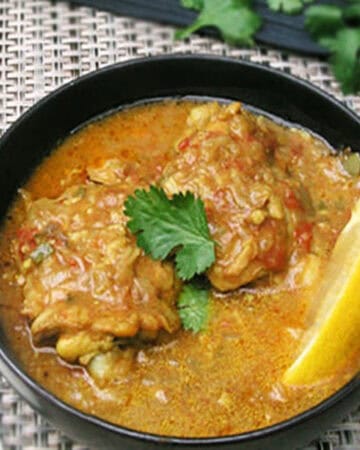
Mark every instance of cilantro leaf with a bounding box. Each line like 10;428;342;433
267;0;311;15
305;4;360;94
328;28;360;95
344;3;360;22
124;186;216;280
176;0;262;46
180;0;203;10
305;5;344;38
178;284;210;333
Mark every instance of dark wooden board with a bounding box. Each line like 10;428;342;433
61;0;335;56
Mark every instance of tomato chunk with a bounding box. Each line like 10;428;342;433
284;189;302;210
178;137;191;151
17;227;38;257
261;242;287;271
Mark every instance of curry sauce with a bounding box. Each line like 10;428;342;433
0;100;359;437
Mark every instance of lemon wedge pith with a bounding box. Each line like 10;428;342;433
283;199;360;385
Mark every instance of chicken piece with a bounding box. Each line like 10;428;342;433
87;159;126;185
87;158;142;187
87;348;135;386
56;331;115;363
14;165;180;375
162;102;306;291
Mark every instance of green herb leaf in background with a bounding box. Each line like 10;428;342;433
181;0;203;10
176;0;262;46
305;5;344;39
178;283;210;333
124;186;216;280
328;29;360;95
343;3;360;22
178;0;360;95
267;0;312;15
305;3;360;94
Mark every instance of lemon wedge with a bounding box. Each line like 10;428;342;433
283;198;360;385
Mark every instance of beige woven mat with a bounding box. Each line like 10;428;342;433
0;0;359;449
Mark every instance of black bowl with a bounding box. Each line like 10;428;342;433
0;55;359;450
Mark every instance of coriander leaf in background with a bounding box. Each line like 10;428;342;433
328;28;360;95
344;3;360;21
178;0;359;95
305;5;344;37
305;3;360;94
178;284;210;333
176;0;262;46
181;0;203;10
124;186;216;280
267;0;312;15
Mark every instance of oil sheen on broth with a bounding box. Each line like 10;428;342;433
0;101;359;438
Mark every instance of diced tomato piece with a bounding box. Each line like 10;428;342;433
17;227;37;257
68;258;77;268
178;137;191;151
261;242;287;271
294;222;313;253
284;189;302;210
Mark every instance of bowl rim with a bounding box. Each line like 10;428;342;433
0;53;359;446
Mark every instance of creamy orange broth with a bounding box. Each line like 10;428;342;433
0;101;359;438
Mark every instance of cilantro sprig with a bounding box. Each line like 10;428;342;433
176;0;262;46
267;0;312;15
124;186;214;333
178;284;210;333
124;186;215;281
305;3;360;94
178;0;360;95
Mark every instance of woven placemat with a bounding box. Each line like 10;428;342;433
0;1;359;449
